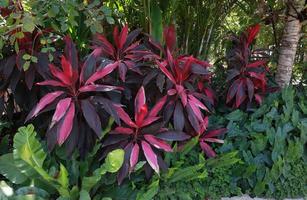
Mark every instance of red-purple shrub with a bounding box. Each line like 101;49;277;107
26;37;122;156
92;25;150;82
226;24;268;108
101;86;190;183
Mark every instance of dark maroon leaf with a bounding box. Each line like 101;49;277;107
118;143;133;185
81;99;102;137
25;65;35;90
101;134;130;147
173;101;184;131
156;131;190;141
246;78;254;102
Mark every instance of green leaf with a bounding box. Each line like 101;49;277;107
0;153;28;184
168;164;206;183
23;61;31;71
22;54;31;60
226;110;244;121
253;181;266;195
13;125;46;178
136;180;159;200
22;14;36;32
104;149;125;173
57;163;69;189
150;1;163;42
106;17;115;24
79;190;91;200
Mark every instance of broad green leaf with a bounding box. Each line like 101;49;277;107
226;110;244;121
150;1;163;42
22;14;36;32
104;149;125;173
13;125;46;177
136;180;159;200
0;153;28;184
79;190;91;200
253;181;266;196
57;163;69;189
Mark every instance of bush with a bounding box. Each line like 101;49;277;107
219;87;307;198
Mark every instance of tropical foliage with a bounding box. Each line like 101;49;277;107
0;0;306;199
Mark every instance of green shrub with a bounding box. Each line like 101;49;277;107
219;87;307;198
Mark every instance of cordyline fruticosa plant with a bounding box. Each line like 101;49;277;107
101;86;190;184
152;26;215;135
226;24;268;108
92;24;150;82
22;24;226;181
26;36;122;156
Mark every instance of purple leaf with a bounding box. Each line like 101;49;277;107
199;141;216;158
130;143;139;171
58;103;75;145
81;99;102;137
85;62;118;84
26;91;64;122
50;97;72;128
141;141;159;174
144;134;172;152
134;86;146;118
148;95;167;117
156;131;190;141
174;101;184;131
114;105;136;128
79;84;123;93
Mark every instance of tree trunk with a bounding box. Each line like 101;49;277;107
275;0;305;88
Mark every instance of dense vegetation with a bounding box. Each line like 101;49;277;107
0;0;306;199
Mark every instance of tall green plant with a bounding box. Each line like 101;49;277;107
0;125;124;199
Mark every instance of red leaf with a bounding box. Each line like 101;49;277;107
26;91;64;122
50;97;72;128
113;127;134;135
136;105;149;126
176;85;187;106
188;101;203;122
247;60;266;68
246;78;254;102
94;34;115;56
204;128;227;138
163;24;176;51
156;61;176;84
144;134;172;152
49;64;71;85
85;62;118;84
141;116;160;127
135;86;146;117
235;80;246;108
61;56;73;78
226;79;240;103
141;141;159;174
148;95;167;117
114;105;137;128
64;36;78;70
119;24;129;49
113;26;120;48
130;143;139;171
247;24;260;46
37;80;67;87
79;84;123;93
58;103;75;145
199;141;216;158
255;94;263;104
81;99;102;137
